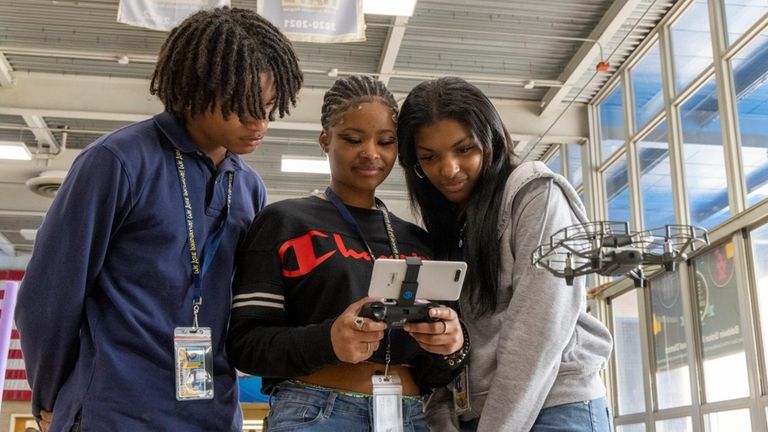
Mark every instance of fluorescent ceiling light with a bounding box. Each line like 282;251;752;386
20;229;38;241
281;156;331;174
363;0;416;16
0;141;32;160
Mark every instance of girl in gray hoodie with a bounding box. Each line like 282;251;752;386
396;77;614;432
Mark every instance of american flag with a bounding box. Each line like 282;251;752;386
1;271;31;401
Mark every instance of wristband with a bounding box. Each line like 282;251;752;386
443;321;470;367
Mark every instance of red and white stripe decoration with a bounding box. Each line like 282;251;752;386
1;271;31;401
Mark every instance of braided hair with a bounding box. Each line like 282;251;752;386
320;75;398;130
150;7;303;122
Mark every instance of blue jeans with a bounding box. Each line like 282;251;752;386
266;381;428;431
459;397;613;432
531;397;613;432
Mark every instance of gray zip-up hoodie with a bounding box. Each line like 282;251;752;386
426;161;613;431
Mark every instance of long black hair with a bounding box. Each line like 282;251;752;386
397;77;520;316
150;7;303;122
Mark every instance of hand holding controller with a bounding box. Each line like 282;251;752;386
359;301;442;328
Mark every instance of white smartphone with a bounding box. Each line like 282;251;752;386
368;259;467;301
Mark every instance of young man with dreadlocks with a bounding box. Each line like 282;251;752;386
15;7;302;431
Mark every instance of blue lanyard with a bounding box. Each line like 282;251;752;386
174;149;233;327
324;187;399;260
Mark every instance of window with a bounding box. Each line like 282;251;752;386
546;150;562;175
605;154;632;224
631;43;664;131
703;409;751;431
731;30;768;209
617;425;646;432
612;289;646;414
749;223;768;378
566;143;583;189
656;417;693;432
638;121;676;228
650;272;691;409
600;85;625;162
671;0;713;93
692;242;749;402
680;78;729;228
724;0;768;45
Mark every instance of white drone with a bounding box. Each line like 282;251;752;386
532;221;710;287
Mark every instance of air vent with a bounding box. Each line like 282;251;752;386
25;170;68;198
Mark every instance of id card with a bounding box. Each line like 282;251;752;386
372;374;403;432
174;327;214;401
452;368;471;415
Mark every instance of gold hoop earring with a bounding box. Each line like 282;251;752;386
414;164;425;179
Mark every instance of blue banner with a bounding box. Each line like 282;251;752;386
259;0;365;43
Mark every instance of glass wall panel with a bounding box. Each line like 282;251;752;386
749;223;768;378
703;409;751;431
605;154;632;225
724;0;768;45
547;150;562;175
600;85;625;162
656;417;693;432
631;43;664;131
692;242;749;402
617;424;646;432
671;0;713;93
612;290;646;415
566;143;583;189
731;30;768;208
638;121;676;228
680;78;729;228
650;272;692;409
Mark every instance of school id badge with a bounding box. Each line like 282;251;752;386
174;327;214;401
372;374;403;432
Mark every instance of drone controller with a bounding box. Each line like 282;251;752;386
359;301;440;327
360;256;442;327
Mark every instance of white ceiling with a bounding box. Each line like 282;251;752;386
0;0;676;258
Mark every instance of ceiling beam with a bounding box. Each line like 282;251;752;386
0;53;14;87
376;16;409;85
539;0;642;117
22;114;60;154
0;72;587;141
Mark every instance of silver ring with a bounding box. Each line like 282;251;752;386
354;317;365;331
441;321;448;334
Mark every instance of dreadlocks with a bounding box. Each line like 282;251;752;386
150;7;303;122
320;75;398;130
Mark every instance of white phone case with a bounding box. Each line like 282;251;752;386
367;259;466;301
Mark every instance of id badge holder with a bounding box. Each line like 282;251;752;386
372;374;403;432
174;327;214;401
452;367;471;415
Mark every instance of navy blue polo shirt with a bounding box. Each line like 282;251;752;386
16;112;266;431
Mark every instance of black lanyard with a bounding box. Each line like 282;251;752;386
324;187;399;260
174;149;233;327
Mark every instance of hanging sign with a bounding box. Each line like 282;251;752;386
258;0;365;43
118;0;231;31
